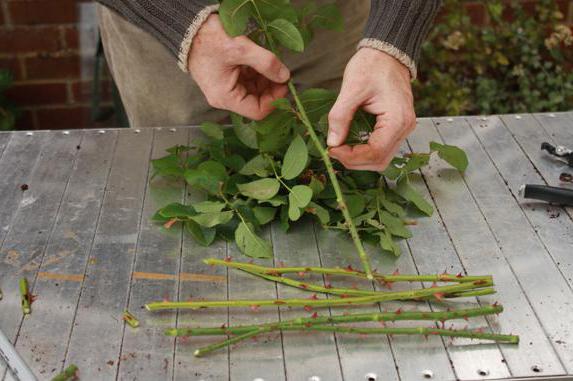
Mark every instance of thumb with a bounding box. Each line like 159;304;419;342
236;38;290;83
327;92;360;147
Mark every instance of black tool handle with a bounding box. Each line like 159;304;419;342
522;184;573;206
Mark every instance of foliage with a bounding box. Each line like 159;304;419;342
415;0;573;116
151;0;468;260
0;70;19;131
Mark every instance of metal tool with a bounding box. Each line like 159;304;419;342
541;142;573;167
0;327;37;381
519;184;573;206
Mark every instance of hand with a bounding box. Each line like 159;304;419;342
327;48;416;171
188;15;290;120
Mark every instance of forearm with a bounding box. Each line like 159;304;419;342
361;0;442;79
96;0;218;70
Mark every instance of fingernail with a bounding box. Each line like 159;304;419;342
327;131;339;147
279;67;290;82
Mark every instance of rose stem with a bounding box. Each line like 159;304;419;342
165;304;503;336
145;280;492;311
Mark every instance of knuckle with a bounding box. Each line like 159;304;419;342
226;41;247;60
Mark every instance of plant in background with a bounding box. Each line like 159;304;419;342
151;0;468;275
415;0;573;116
0;70;19;131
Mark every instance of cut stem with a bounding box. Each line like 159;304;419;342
165;305;504;337
193;327;271;357
145;280;492;311
19;278;31;315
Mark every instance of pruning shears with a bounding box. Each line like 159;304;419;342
519;142;573;207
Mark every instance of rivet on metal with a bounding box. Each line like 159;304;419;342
365;372;377;381
446;118;454;122
62;130;70;135
531;365;542;373
477;369;490;377
480;116;488;121
134;129;141;133
308;376;321;381
549;113;556;118
422;370;434;379
169;128;177;132
25;132;34;136
98;130;106;134
515;115;522;120
253;378;265;381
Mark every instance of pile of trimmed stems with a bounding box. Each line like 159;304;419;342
145;259;519;357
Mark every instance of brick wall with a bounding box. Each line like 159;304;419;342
1;1;572;130
0;0;113;130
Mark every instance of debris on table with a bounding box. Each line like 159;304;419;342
51;364;79;381
20;277;32;315
123;310;140;328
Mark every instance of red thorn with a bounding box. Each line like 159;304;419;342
392;269;400;276
456;272;463;278
345;265;355;272
308;294;319;300
433;292;445;301
379;321;386;328
430;282;438;288
220;323;227;329
298;272;306;278
300;284;308;289
351;283;358;290
442;269;448;275
248;259;254;264
492;301;499;307
304;322;312;328
311;312;319;319
273;300;286;305
277;261;285;268
384;281;394;290
250;305;260;312
304;305;313;312
324;283;333;289
164;218;177;229
463;315;469;321
224;256;233;262
475;328;484;334
340;294;350;299
440;320;446;329
395;308;402;315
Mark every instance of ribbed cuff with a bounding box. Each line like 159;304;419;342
358;38;417;79
363;0;442;79
177;4;220;72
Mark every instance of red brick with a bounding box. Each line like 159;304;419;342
0;5;5;26
63;26;78;49
14;109;35;130
8;0;77;25
25;54;80;79
0;26;62;53
5;82;68;106
0;57;23;80
71;80;112;103
35;106;91;129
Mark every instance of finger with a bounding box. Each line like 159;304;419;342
327;92;362;147
329;141;401;171
234;37;290;84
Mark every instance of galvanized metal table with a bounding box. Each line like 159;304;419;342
0;112;572;381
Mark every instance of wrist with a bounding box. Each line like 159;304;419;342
357;39;416;80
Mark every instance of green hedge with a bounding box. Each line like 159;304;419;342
415;0;573;116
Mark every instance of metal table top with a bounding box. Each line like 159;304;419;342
0;113;572;381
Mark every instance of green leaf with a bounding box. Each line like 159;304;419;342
430;141;469;172
254;206;277;225
379;196;406;218
185;220;216;246
307;202;330;224
289;185;313;208
288;201;302;221
237;178;281;200
219;0;253;36
309;176;325;197
299;88;337;124
259;195;288;207
396;176;434;216
192;201;226;213
191;211;234;228
239;155;271;177
377;230;401;257
158;203;196;218
282;135;308;180
256;0;297;23
255;109;294;135
309;4;344;31
377;211;412;239
200;121;224;140
280;204;290;232
232;114;258;149
345;194;366;218
268;19;305;52
235;222;273;258
272;98;292;111
185;160;228;194
151;155;184;177
403;153;431;173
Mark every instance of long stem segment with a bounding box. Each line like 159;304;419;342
193;327;271;357
145;280;492;311
166;305;503;337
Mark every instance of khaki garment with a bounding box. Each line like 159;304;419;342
97;1;370;128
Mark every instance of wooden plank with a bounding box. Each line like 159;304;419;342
8;130;117;380
0;131;82;381
227;228;285;381
402;125;511;381
271;220;341;381
0;133;11;162
468;116;573;290
117;128;189;380
173;128;229;381
408;117;565;378
64;128;153;379
438;116;573;372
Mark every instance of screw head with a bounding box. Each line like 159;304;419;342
62;130;70;135
26;132;34;136
477;369;490;376
365;373;377;381
422;370;433;379
308;377;321;381
98;130;106;134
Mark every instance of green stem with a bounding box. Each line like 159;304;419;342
165;305;503;336
145;280;492;311
19;277;31;315
193;327;271;357
203;258;492;284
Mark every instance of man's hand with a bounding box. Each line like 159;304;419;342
188;15;290;120
327;48;416;171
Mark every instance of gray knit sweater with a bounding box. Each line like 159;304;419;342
96;0;441;79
